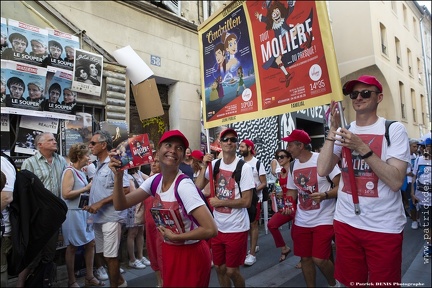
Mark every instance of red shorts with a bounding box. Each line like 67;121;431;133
162;240;211;287
334;220;403;287
211;231;248;268
291;223;334;259
254;201;262;222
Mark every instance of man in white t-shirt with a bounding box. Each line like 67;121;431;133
239;139;267;266
318;75;410;286
196;128;255;287
283;129;340;287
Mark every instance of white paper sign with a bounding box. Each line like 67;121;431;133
112;45;154;85
20;115;59;134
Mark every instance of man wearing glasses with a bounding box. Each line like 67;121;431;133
196;128;255;287
84;130;129;287
318;75;410;286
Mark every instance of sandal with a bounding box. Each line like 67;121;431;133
69;282;80;288
85;276;105;287
295;261;302;269
279;248;292;262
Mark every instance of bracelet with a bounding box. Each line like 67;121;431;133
325;138;335;142
325;191;329;199
360;150;373;159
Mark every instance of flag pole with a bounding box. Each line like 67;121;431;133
337;101;360;215
205;129;215;206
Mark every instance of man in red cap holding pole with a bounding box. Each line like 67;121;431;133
283;129;340;287
318;75;410;286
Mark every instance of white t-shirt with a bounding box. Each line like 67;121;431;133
413;156;431;206
205;157;255;233
333;117;410;233
1;156;16;236
141;171;206;244
243;156;267;201
287;152;340;227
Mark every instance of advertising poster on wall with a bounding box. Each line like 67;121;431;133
2;59;47;110
99;121;129;148
198;1;343;128
43;29;79;71
42;66;76;114
1;114;10;153
2;19;48;66
14;115;59;155
64;112;93;154
72;48;103;97
1;18;8;57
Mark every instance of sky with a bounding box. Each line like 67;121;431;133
417;1;431;12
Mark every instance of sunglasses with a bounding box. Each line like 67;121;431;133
277;155;288;159
89;141;104;146
220;137;238;143
348;90;380;100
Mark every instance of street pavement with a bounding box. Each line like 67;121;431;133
8;220;431;287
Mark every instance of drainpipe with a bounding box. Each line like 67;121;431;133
419;7;431;130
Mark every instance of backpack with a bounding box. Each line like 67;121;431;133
1;152;68;276
346;120;396;147
213;159;259;223
24;261;57;287
150;173;212;228
256;160;270;201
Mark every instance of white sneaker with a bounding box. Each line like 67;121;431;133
120;267;125;274
247;245;259;254
129;259;146;269
411;221;419;229
139;257;151;266
94;266;109;281
244;254;256;266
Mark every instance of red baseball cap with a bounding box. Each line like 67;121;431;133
190;150;204;161
220;128;237;139
158;130;189;149
241;139;255;155
342;75;383;95
282;129;311;144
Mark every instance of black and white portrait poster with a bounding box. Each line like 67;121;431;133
2;19;48;66
72;49;103;97
2;59;47;111
15;115;59;155
42;66;76;114
42;29;79;71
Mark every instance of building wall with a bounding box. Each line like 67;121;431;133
328;1;430;138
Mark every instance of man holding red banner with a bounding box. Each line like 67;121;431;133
318;75;410;286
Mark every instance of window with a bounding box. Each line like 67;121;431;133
395;37;401;66
407;48;412;75
380;23;388;55
413;17;418;38
411;89;416;123
417;58;422;82
403;4;408;28
399;81;406;119
391;1;397;13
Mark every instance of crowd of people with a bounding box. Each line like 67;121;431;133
1;74;431;287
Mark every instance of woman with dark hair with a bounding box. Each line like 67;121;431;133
61;143;104;287
110;130;217;287
75;66;93;84
267;149;296;263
